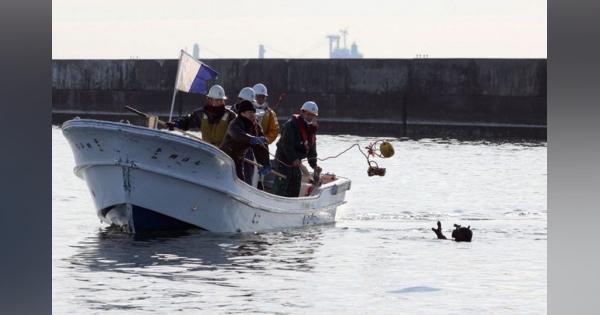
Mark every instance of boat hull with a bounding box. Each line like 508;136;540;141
62;119;351;233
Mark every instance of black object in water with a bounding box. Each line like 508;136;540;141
432;221;473;242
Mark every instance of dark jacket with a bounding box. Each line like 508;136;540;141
173;106;236;130
275;114;318;169
219;115;270;166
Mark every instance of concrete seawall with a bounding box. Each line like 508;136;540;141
52;59;546;140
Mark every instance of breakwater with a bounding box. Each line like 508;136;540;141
52;58;546;140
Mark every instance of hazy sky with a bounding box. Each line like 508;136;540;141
52;0;547;59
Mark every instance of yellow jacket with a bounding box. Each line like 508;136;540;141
260;107;280;144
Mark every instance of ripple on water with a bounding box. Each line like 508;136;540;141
503;209;546;217
388;286;442;294
340;212;496;222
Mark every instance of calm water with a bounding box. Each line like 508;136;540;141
52;126;547;314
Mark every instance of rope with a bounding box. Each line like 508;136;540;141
257;141;375;169
315;143;370;162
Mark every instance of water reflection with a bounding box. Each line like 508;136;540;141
67;226;328;278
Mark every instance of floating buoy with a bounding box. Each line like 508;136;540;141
379;141;394;158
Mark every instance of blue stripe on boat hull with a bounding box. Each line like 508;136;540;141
102;204;200;232
131;205;197;231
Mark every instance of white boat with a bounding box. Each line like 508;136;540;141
62;119;351;233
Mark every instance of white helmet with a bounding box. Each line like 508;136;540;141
301;101;319;116
253;83;268;96
207;84;227;100
238;87;256;102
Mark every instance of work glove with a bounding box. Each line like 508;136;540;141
258;165;272;176
312;165;322;185
250;136;268;145
313;165;322;174
165;122;176;131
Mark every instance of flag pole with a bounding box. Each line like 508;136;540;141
168;50;184;122
168;90;178;122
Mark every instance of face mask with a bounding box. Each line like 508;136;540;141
256;102;268;110
303;117;316;125
205;104;225;116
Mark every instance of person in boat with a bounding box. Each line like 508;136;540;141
272;101;322;197
231;86;256;114
253;83;280;144
431;221;473;242
166;84;236;147
251;83;280;189
231;87;262;186
219;100;272;182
